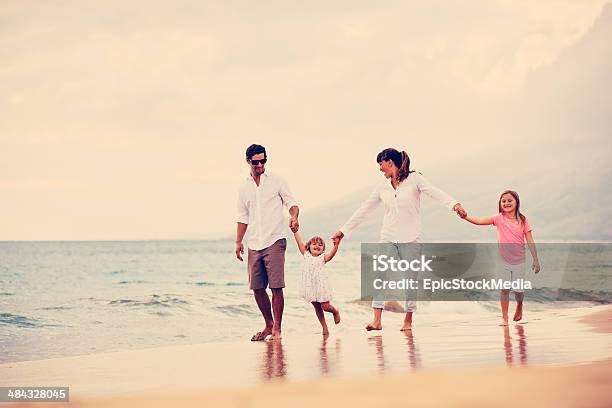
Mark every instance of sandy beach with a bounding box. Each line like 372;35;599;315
1;304;611;407
3;0;612;406
23;360;610;408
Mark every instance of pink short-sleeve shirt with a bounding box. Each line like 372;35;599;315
492;213;533;264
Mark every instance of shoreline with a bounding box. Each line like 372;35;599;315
2;300;608;366
2;304;611;407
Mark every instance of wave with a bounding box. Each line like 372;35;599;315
0;313;43;328
526;287;611;303
117;280;150;285
214;304;258;316
115;279;243;287
187;281;216;286
39;306;74;311
109;295;190;309
347;287;611;313
105;270;127;275
186;281;244;287
0;292;15;296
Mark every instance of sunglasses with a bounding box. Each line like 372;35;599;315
250;159;267;165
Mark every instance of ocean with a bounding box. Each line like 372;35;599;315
1;240;610;364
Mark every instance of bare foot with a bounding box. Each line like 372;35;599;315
333;310;341;325
513;304;523;322
366;322;382;331
268;331;282;341
322;329;329;336
251;327;273;341
400;322;412;331
401;313;413;331
500;318;509;327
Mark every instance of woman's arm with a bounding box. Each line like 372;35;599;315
338;187;382;239
525;231;540;273
293;231;306;255
324;240;340;263
416;173;459;210
463;215;494;225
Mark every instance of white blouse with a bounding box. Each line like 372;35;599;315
340;172;458;243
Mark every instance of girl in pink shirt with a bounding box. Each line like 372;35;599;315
464;190;540;326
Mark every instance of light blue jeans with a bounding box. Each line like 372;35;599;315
371;241;421;312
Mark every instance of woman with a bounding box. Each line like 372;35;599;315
332;148;466;331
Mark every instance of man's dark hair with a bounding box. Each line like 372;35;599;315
245;144;267;160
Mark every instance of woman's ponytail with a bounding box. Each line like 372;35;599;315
398;151;411;182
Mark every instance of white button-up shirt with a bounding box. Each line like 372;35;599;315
237;173;298;251
340;173;458;243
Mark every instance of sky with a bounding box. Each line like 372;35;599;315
0;0;609;240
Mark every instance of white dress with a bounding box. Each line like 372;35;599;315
299;252;333;302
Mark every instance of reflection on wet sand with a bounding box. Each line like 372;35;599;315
403;330;420;370
260;340;287;380
368;331;420;374
320;335;342;376
517;325;528;365
504;326;513;365
255;321;530;382
504;324;528;366
368;335;386;374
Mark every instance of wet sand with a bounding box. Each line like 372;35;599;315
2;304;611;407
581;306;612;333
16;360;610;408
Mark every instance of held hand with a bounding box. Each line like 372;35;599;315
289;217;299;233
532;260;541;274
235;242;244;261
331;230;344;246
453;203;467;219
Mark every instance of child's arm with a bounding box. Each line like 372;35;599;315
293;231;306;255
525;231;540;273
324;239;340;263
463;215;494;225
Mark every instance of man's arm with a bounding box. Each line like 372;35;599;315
289;205;300;232
236;187;249;261
236;222;248;261
278;177;300;232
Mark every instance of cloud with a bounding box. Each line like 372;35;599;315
0;0;608;239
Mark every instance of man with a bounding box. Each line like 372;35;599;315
236;144;299;341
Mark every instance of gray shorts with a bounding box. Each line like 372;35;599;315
371;241;421;312
248;238;287;290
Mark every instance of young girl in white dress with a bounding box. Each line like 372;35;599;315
293;231;341;335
